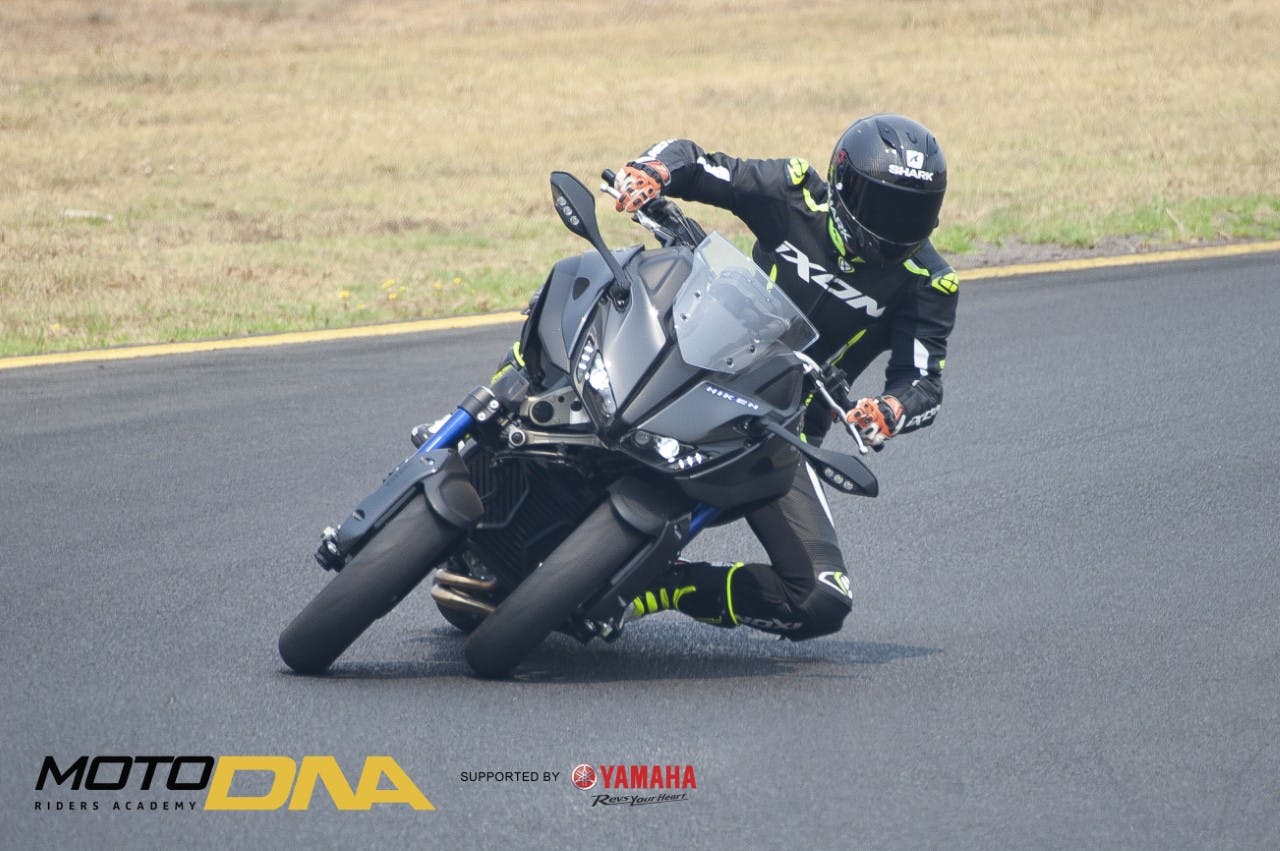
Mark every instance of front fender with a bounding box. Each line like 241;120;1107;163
318;449;482;570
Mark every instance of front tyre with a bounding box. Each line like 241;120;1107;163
279;494;462;675
463;500;646;678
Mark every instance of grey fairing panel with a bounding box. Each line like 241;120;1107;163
536;245;643;374
635;354;802;445
598;248;696;415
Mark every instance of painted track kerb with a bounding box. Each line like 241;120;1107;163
4;240;1277;373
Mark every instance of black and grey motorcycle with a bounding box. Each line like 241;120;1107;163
278;171;879;678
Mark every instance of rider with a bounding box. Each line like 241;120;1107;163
615;114;957;639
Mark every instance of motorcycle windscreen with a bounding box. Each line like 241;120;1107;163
672;233;818;374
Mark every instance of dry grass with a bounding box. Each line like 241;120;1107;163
2;0;1278;354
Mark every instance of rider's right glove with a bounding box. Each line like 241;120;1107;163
846;395;905;449
613;158;671;213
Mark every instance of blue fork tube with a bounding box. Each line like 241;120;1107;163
688;503;720;537
414;408;474;455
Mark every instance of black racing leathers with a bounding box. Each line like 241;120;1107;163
636;139;958;638
643;138;957;436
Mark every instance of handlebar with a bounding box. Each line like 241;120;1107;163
598;168;707;249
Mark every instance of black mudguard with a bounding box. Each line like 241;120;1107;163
319;449;483;570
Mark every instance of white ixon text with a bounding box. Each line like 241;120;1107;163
774;242;885;318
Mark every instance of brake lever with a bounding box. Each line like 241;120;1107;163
793;351;869;455
599;169;688;248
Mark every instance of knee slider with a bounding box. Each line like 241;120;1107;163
790;585;853;640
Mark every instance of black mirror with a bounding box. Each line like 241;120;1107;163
806;445;879;497
550;171;599;243
758;419;879;497
549;171;633;301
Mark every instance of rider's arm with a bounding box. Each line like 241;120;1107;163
882;251;959;434
627;139;803;247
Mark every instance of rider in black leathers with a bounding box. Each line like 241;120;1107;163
615;114;958;639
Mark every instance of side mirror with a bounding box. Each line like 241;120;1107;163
806;445;879;497
757;419;879;497
549;171;633;302
550;171;599;243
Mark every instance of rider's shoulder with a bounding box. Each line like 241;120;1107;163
901;242;958;293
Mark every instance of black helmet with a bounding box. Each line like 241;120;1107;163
828;114;947;264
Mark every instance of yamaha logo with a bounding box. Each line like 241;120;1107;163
571;764;598;790
568;763;698;807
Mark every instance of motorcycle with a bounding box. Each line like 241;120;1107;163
278;170;880;678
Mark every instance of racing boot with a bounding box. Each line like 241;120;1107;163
630;561;744;628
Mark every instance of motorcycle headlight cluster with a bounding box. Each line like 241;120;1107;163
575;337;617;422
629;430;713;472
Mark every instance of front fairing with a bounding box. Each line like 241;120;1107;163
565;235;815;506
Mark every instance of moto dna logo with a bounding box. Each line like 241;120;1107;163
35;754;434;811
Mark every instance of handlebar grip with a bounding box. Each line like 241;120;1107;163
602;168;617;184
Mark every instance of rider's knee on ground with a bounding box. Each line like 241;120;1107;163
784;585;853;640
730;561;852;640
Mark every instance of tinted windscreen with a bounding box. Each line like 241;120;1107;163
672;233;818;374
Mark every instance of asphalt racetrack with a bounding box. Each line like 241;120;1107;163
3;250;1278;849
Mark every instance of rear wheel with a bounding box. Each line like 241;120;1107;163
279;494;460;675
463;500;646;678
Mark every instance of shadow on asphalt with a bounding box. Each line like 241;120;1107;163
291;622;941;683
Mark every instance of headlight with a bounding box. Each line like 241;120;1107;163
575;337;617;422
630;430;713;471
653;436;681;461
585;355;617;416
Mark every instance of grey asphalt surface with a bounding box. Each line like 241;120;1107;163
3;251;1278;850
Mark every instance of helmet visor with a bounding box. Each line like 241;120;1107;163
838;173;943;245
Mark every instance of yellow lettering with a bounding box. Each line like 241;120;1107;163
354;756;435;811
288;756;360;810
202;755;433;811
203;756;296;811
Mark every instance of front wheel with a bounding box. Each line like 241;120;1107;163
463;499;646;678
279;494;461;675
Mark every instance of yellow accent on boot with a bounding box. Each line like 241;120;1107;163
631;585;696;619
724;562;744;626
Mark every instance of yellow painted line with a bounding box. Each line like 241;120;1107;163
0;312;525;372
3;240;1278;373
961;240;1280;281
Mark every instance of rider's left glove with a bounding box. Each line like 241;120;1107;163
613;158;671;213
846;396;905;448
